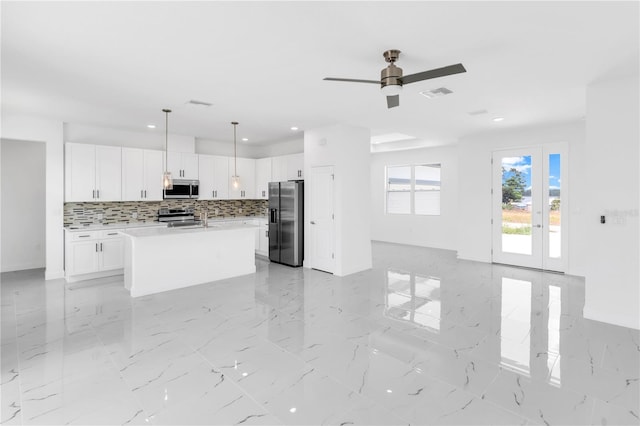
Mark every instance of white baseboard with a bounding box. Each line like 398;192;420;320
1;262;45;273
583;305;640;330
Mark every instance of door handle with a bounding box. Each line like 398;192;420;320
535;224;542;228
310;221;316;225
270;209;278;223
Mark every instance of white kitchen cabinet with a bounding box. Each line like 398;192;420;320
286;153;304;180
167;152;198;179
255;157;272;199
270;153;304;182
271;155;287;182
64;229;124;282
65;143;122;202
199;154;229;200
256;218;269;256
228;157;256;199
122;148;163;201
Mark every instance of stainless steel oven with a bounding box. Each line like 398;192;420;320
163;179;199;199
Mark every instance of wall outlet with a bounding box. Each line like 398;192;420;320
132;212;138;219
239;208;243;214
214;208;219;215
96;213;104;220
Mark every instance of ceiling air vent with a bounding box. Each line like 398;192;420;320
419;87;453;99
186;99;213;107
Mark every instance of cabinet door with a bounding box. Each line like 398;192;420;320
198;155;215;200
230;158;255;199
166;152;182;178
286;153;304;180
259;223;269;254
122;148;144;201
212;156;229;199
100;238;124;270
95;145;122;201
68;241;99;275
271;155;287;182
65;143;96;202
143;150;164;201
181;153;199;179
255;158;272;200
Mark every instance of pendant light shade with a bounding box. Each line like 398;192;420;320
231;121;240;189
162;108;173;190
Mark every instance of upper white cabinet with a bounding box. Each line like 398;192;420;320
199;154;229;200
271;153;304;182
65;143;122;202
286;153;304;180
228;157;256;199
255;158;272;200
167;152;198;179
122;148;163;201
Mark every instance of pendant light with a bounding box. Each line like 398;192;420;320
231;121;240;189
162;108;173;190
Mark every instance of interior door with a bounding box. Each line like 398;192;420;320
492;144;567;272
309;166;335;273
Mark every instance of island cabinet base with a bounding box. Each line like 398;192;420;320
122;226;256;297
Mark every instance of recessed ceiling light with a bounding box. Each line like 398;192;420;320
493;117;505;122
242;138;248;142
289;408;297;413
147;124;156;129
290;126;299;131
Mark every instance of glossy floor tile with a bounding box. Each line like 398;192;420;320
1;242;638;425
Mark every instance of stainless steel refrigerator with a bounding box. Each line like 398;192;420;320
269;181;304;267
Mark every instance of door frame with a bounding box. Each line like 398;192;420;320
491;143;568;272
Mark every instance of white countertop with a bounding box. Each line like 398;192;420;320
120;222;259;238
64;216;267;232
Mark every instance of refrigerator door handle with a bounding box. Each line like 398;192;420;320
270;208;278;223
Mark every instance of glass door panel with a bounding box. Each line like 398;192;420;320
500;155;533;256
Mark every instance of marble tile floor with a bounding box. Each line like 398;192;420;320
1;242;638;425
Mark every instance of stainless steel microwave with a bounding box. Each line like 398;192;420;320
163;179;199;199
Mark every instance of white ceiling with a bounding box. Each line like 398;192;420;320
2;1;638;149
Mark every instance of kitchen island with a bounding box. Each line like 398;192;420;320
120;223;257;297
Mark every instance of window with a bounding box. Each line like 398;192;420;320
386;163;441;215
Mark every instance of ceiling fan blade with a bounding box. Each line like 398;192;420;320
386;95;399;109
323;77;380;84
400;63;466;85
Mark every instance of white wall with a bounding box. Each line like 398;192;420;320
583;74;639;330
1;140;46;271
304;124;372;276
66;122;303;159
370;145;459;250
456;122;587;276
1;115;65;279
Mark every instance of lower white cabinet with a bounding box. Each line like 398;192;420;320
65;229;124;282
258;219;269;256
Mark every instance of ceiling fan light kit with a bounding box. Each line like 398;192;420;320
323;49;466;109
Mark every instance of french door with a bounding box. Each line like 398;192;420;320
492;144;567;272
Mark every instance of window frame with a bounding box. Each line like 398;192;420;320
385;163;441;216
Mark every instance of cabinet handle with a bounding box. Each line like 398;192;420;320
144;190;147;198
96;189;100;199
107;232;118;236
262;190;265;197
79;234;90;238
95;243;98;252
265;230;269;237
214;190;217;197
92;190;96;199
100;242;103;251
141;190;143;198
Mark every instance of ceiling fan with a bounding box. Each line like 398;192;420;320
323;50;466;109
